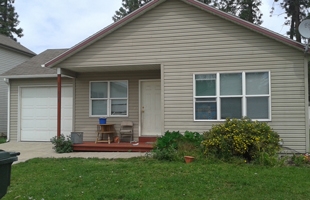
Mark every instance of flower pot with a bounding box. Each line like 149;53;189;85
184;156;194;163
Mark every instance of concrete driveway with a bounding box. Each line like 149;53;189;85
0;141;146;164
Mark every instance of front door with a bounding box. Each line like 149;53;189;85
141;80;161;136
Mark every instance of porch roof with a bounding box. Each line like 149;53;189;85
59;64;161;73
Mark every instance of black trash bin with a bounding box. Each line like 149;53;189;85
0;150;20;199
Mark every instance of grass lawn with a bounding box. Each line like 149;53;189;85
3;157;310;200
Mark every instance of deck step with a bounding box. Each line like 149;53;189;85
73;141;153;152
138;136;158;143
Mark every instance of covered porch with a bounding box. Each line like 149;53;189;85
55;64;163;147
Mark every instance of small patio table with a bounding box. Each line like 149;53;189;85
96;124;116;144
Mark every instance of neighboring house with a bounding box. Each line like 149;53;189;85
0;49;73;141
0;34;35;135
2;0;310;152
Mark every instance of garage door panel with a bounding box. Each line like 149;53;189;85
21;86;73;141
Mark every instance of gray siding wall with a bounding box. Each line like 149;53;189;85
9;78;73;141
57;0;307;152
0;48;32;135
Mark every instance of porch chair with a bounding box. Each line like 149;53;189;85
119;121;134;143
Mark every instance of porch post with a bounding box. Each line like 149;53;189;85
57;68;62;138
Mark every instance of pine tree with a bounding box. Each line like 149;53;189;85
199;0;263;25
238;0;262;25
272;0;310;42
113;0;263;25
112;0;152;22
0;0;23;41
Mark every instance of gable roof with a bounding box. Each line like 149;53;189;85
0;49;67;78
0;34;36;56
43;0;309;68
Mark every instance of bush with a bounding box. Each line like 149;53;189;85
202;118;280;162
152;131;204;161
50;134;73;153
290;154;310;166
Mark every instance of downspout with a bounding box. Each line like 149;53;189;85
305;56;309;152
57;68;62;138
4;78;10;142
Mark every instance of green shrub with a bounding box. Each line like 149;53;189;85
202;118;280;162
0;137;6;144
184;131;204;146
152;131;182;161
50;134;73;153
152;131;204;161
290;154;310;166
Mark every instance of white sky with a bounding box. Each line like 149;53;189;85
14;0;290;54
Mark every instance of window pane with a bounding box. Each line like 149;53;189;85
221;98;242;119
195;100;217;120
111;81;127;98
195;74;216;96
247;97;269;119
92;100;107;115
220;73;242;95
246;72;269;95
91;82;107;98
111;99;127;115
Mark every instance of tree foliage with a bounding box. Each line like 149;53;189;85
0;0;23;41
112;0;152;22
198;0;263;25
272;0;310;42
113;0;263;25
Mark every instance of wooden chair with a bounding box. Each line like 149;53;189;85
119;121;134;143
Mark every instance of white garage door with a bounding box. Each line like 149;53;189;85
20;86;73;141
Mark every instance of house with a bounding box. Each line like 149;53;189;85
2;0;310;152
0;34;36;136
0;49;73;141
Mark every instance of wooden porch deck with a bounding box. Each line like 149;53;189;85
72;137;157;152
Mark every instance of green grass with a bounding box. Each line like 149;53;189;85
3;157;310;200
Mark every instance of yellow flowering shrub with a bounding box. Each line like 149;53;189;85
202;118;280;162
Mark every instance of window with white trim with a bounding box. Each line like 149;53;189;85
90;81;128;117
194;71;270;121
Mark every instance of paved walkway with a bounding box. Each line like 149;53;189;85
0;141;146;164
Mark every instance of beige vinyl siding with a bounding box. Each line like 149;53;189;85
0;48;32;135
56;0;307;151
74;70;160;141
9;78;73;141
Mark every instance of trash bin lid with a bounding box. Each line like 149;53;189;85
0;151;10;160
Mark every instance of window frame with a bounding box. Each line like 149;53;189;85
89;80;128;117
193;71;271;121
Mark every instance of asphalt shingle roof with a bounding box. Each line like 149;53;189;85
0;34;36;56
1;49;68;77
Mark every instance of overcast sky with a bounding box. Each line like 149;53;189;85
14;0;290;54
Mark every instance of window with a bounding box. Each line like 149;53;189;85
90;81;128;117
194;71;270;121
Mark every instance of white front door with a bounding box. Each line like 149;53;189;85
20;86;73;141
141;80;161;136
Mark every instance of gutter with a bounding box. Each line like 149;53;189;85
4;78;10;142
0;74;72;79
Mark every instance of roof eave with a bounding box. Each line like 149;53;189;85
0;44;36;57
0;74;57;79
